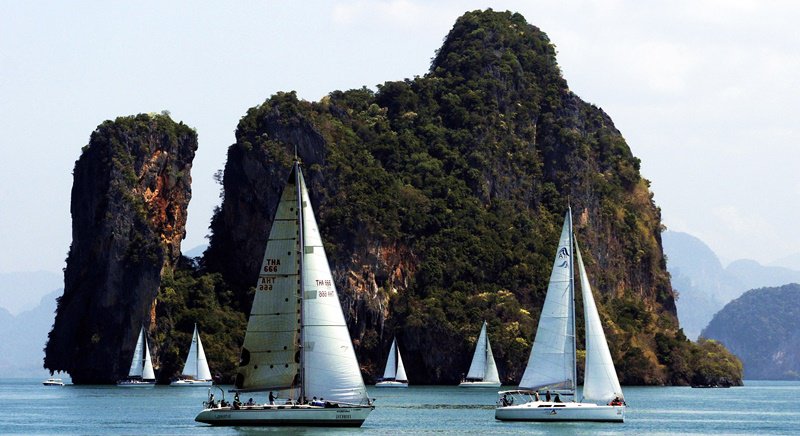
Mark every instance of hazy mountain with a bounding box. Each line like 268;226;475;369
770;253;800;271
0;271;62;315
702;284;800;379
664;230;800;340
0;289;64;378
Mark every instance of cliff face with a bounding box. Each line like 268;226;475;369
44;113;196;383
203;10;689;385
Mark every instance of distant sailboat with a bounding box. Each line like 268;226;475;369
459;321;501;388
195;160;373;426
117;326;156;387
375;338;409;388
495;208;625;422
171;324;213;386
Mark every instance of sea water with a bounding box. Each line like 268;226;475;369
1;379;798;435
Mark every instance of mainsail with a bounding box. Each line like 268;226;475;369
235;163;368;405
575;241;624;402
519;210;576;393
181;324;212;381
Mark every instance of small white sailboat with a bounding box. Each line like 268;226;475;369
42;377;65;386
195;160;373;427
117;326;156;387
375;338;408;388
459;321;501;388
495;208;625;422
171;324;213;386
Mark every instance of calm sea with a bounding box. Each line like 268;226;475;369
0;379;797;435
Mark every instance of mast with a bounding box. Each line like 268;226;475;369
295;159;306;401
568;206;577;396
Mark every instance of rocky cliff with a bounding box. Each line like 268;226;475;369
201;10;724;385
44;113;196;383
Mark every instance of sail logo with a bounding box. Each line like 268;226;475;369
557;247;570;268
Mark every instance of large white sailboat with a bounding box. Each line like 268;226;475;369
171;324;213;386
459;321;501;388
495;208;626;422
195;160;374;427
375;338;408;388
117;326;156;387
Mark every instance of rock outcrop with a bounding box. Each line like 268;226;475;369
44;113;196;383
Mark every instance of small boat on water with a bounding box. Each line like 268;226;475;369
171;324;213;386
375;338;408;388
42;377;64;386
495;208;626;422
117;326;156;387
459;321;501;388
195;159;373;427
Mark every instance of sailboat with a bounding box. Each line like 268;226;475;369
459;321;501;388
195;160;374;427
171;324;213;386
375;338;408;388
495;208;625;422
117;326;156;387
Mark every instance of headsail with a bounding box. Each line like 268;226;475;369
298;168;369;404
142;335;155;380
484;332;501;384
395;344;408;383
519;210;576;393
575;240;624;403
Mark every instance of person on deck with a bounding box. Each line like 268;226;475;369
269;391;275;405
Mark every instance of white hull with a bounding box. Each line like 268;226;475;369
375;380;408;388
196;404;373;427
171;379;213;386
116;380;155;387
42;378;64;386
496;401;624;422
459;381;501;388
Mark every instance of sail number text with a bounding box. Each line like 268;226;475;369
258;276;275;291
316;279;333;297
262;258;281;273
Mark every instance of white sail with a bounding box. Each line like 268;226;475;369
142;336;155;380
575;241;624;403
395;345;408;383
519;210;576;393
382;339;397;379
466;322;489;380
236;167;302;394
235;163;368;405
182;324;212;381
298;169;369;405
484;334;501;384
128;327;146;378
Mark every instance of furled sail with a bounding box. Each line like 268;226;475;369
519;210;576;393
575;241;624;403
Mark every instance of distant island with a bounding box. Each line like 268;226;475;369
43;9;742;387
703;283;800;380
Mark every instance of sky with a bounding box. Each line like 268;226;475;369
2;0;799;276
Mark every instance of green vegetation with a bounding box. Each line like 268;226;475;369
191;9;742;385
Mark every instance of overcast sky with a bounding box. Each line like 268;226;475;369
2;0;798;275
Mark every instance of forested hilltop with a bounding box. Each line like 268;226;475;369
47;9;742;386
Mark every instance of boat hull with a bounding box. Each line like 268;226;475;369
116;380;155;387
195;404;374;427
375;381;408;388
458;381;501;388
170;379;213;386
495;401;624;422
